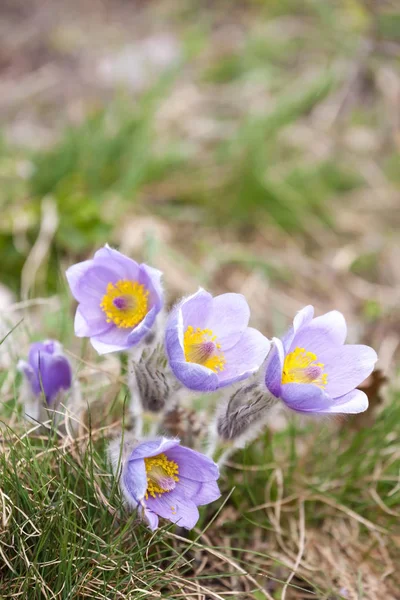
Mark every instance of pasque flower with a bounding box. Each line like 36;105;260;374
18;340;72;405
165;288;270;392
66;245;163;354
264;305;377;413
112;437;220;530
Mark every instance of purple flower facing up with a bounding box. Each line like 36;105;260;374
165;288;270;392
18;340;72;405
66;245;163;354
118;437;220;530
265;305;378;414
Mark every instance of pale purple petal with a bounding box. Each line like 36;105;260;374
143;508;159;531
146;492;199;529
320;345;377;398
316;389;369;414
195;480;221;505
290;310;347;354
165;308;185;363
74;265;118;302
165;446;219;482
90;327;132;354
205;293;250;350
217;328;270;387
75;304;110;337
123;458;147;504
282;305;314;351
168;360;219;391
129;438;180;461
139;264;163;312
65;260;93;301
280;383;332;412
180;289;213;330
265;337;285;398
94;244;140;281
18;360;40;396
127;306;157;346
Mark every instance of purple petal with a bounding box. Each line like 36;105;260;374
123;458;147;505
128;438;180;461
90;326;132;354
146;492;199;529
165;308;185;363
65;260;93;301
290;310;347;354
127;306;157;346
282;305;314;351
180;289;213;330
18;360;40;396
316;388;368;414
138;264;163;312
143;508;159;531
320;345;377;398
280;383;333;413
94;244;140;281
195;480;221;506
265;337;285;398
31;352;72;404
73;265;119;303
74;304;110;337
205;293;250;350
217;327;270;387
165;446;219;482
168;360;219;391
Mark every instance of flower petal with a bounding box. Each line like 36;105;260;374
129;438;180;461
122;458;147;506
146;492;199;529
282;305;314;351
195;480;221;506
290;310;347;354
316;388;368;414
280;383;332;413
74;304;110;337
264;337;285;398
90;326;132;354
165;446;219;482
180;288;213;330
139;264;163;312
205;293;250;350
168;360;219;391
127;306;157;346
65;260;93;301
320;345;377;398
217;327;270;387
94;244;140;281
143;508;159;530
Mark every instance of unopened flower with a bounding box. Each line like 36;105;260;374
165;288;270;392
18;340;72;407
264;306;377;414
66;245;163;354
110;436;220;530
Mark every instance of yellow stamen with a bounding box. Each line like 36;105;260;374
144;453;179;499
183;326;225;373
100;280;149;329
282;347;328;388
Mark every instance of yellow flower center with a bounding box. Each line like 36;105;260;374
183;326;226;373
144;453;179;499
282;347;328;388
100;280;149;329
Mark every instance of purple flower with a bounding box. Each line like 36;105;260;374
66;244;163;354
118;437;221;530
165;288;270;392
264;305;378;414
18;340;72;405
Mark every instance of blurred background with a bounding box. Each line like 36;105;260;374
1;0;400;359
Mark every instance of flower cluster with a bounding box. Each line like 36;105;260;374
16;244;378;532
